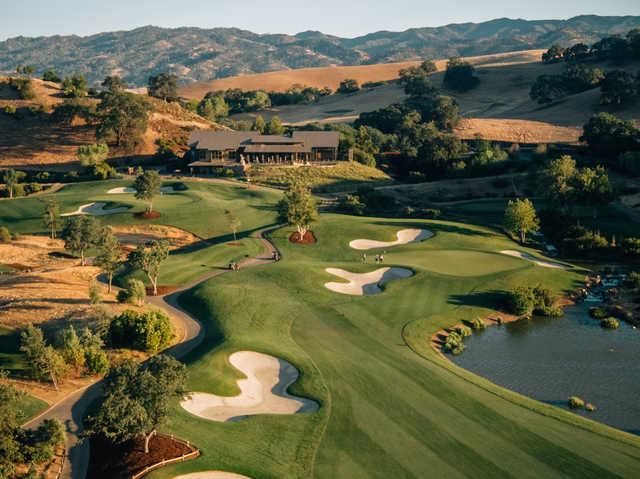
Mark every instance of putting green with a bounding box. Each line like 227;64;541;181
148;215;640;479
386;249;527;276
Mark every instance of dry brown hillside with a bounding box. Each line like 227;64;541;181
195;50;640;144
179;50;544;98
0;78;223;169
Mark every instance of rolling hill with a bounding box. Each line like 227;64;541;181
199;50;640;144
1;15;639;86
0;77;224;169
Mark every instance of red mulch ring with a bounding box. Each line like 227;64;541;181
146;285;178;295
134;211;161;220
226;242;242;246
289;231;317;244
88;434;196;479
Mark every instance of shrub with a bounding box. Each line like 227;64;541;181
568;396;585;409
585;403;597;412
23;182;42;195
589;306;608;319
3;104;16;115
443;332;466;355
506;287;535;315
84;348;109;375
109;309;173;352
117;278;147;306
627;271;640;289
0;226;11;243
601;317;620;329
171;181;188;191
89;281;102;305
468;318;486;330
453;325;472;337
335;194;365;215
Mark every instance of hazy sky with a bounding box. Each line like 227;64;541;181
1;0;639;40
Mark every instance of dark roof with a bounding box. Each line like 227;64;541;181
292;131;340;148
244;144;311;154
189;131;261;150
250;135;302;145
189;130;339;151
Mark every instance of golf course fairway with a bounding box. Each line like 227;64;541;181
148;214;640;479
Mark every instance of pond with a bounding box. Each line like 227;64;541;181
452;304;640;434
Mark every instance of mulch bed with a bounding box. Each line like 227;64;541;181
226;242;242;246
289;230;317;244
88;434;195;479
146;285;178;295
134;211;162;220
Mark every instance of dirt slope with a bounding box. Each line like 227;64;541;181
202;51;640;144
0;78;224;169
180;50;545;98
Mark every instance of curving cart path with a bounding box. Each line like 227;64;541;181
22;227;280;479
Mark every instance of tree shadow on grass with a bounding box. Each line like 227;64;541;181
448;290;511;312
370;220;493;238
169;223;279;257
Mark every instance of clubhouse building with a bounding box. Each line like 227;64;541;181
187;130;340;173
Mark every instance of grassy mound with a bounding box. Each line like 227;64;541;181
247;162;393;193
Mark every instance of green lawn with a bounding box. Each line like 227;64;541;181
247;162;394;193
147;215;640;479
443;198;640;238
0;179;282;287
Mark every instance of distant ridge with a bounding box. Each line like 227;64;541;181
0;15;639;86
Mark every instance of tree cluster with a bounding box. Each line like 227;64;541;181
0;377;65;477
443;57;479;92
109;309;173;353
85;355;188;454
542;29;640;65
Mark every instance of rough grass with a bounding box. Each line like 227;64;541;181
147;215;640;479
247;162;393;193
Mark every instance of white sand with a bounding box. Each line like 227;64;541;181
61;202;128;217
324;267;414;296
499;250;569;269
173;473;251;479
180;351;318;422
107;186;175;194
349;228;434;250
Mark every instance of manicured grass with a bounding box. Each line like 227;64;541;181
18;394;48;423
443;198;640;238
148;215;640;479
0;178;281;288
0;179;281;239
247;162;394;193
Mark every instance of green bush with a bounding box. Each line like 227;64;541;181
3;104;16;115
336;194;365;215
84;348;109;375
589;306;608;319
627;271;640;289
468;317;486;330
568;396;585;409
453;325;472;337
0;226;11;244
89;281;102;305
601;317;620;329
116;278;146;306
506;287;535;315
443;331;466;355
109;309;173;352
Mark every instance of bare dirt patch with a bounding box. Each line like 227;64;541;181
134;210;162;220
112;224;200;250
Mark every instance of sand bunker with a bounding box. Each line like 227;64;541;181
180;351;318;422
107;186;175;194
499;250;569;269
61;202;128;216
324;267;413;296
173;473;251;479
349;229;433;250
